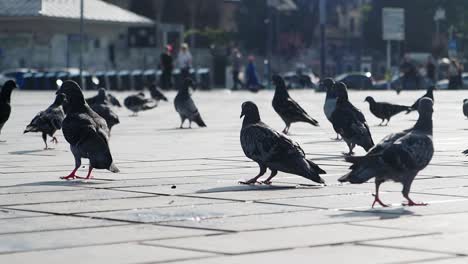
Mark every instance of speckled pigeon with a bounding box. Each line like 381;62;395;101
24;93;66;149
364;96;411;126
407;86;434;114
56;81;119;180
240;101;326;185
272;75;318;134
0;80;16;138
174;78;206;128
339;97;434;207
331;82;374;154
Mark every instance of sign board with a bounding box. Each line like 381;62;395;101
448;39;457;57
382;8;405;41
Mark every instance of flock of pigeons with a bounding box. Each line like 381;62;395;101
0;74;458;207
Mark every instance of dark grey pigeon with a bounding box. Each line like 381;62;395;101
90;103;120;132
124;92;157;116
149;83;168;102
339;98;434;207
364;96;411;126
331;82;374;155
174;78;206;128
24;93;66;149
321;78;340;140
56;81;119;180
272;75;318;134
0;80;16;139
463;99;468;118
406;86;434;114
240;101;326;185
86;88;121;107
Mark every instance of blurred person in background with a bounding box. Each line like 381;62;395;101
177;43;193;80
448;58;463;90
160;44;173;90
400;55;420;90
245;55;261;92
426;55;436;85
230;48;243;90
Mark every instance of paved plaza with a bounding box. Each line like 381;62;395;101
1;88;468;263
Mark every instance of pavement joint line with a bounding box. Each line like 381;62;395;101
133;254;220;264
388;256;466;264
0;223;130;236
355;241;467;258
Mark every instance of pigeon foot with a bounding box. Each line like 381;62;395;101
61;174;78;180
50;136;58;144
261;180;272;185
403;198;427;206
371;194;390;208
239;179;260;185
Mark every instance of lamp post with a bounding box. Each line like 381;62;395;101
319;0;326;78
79;0;84;89
434;7;445;82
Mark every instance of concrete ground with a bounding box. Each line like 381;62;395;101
1;88;468;264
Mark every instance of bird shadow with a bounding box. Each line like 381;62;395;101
332;207;416;220
303;139;340;144
9;149;51;155
195;184;295;194
8;180;107;188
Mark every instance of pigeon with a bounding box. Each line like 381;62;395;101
149;83;168;102
364;96;411;126
56;81;119;180
406;86;434;114
174;78;206;128
321;78;340;140
0;80;17;138
339;97;434;207
240;101;325;185
331;82;374;155
124;92;157;116
24;93;66;149
463;99;468;118
86;88;121;107
90;103;120;132
272;75;318;134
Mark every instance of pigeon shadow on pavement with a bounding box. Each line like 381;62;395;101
332;207;416;220
196;184;295;194
8;180;109;188
9;149;56;156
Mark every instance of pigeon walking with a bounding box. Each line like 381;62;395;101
339;98;434;207
331;82;374;155
86;88;121;107
24;93;66;149
56;81;119;180
0;80;16;139
124;92;157;116
321;78;340;140
407;86;434;114
149;84;168;102
272;75;318;134
364;96;411;126
174;78;206;128
463;99;468;118
240;101;325;185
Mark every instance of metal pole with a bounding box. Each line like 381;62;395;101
266;7;272;89
435;20;439;82
79;0;84;89
319;0;326;78
386;40;391;89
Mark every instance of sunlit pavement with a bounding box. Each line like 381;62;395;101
1;88;468;263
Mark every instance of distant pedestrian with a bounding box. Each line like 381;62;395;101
448;58;463;90
400;56;420;90
230;48;243;90
426;55;436;84
160;45;173;90
245;55;261;92
177;43;193;80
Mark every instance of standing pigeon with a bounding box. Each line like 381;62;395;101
364;96;411;126
24;93;66;149
321;78;340;140
272;75;318;134
149;83;168;102
406;86;434;114
240;101;325;184
90;103;120;132
339;98;434;207
86;88;121;107
124;92;157;116
56;81;119;180
331;82;374;155
174;78;206;128
463;99;468;118
0;80;17;139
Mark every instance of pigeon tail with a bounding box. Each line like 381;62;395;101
339;155;379;183
305;116;319;127
463;149;468;155
307;159;326;174
108;163;120;173
23;125;39;133
193;114;207;127
142;103;158;111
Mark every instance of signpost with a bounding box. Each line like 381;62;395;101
382;8;405;90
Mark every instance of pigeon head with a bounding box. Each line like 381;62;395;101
414;97;433;134
320;78;335;90
364;96;375;103
418;97;434;115
1;80;17;102
97;87;107;97
240;101;261;124
334;82;349;100
272;75;285;88
53;93;67;106
181;78;195;93
56;80;85;106
464;99;468;104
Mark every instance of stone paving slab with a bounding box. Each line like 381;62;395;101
2;89;468;263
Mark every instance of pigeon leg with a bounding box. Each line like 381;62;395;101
261;170;278;185
240;165;267;185
50;136;58;144
42;133;48;150
344;143;355;156
77;166;94;180
61;167;79;180
189;120;192;128
372;179;389;208
282;125;289;134
384;119;390;126
179;118;186;128
332;134;341;141
402;178;427;206
378;119;385;126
